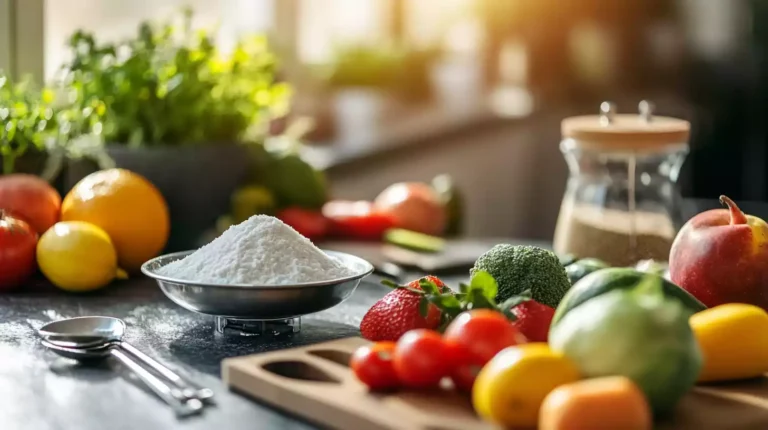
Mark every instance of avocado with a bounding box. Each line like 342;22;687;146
551;267;707;329
471;245;571;308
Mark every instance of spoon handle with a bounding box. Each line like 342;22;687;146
110;348;204;417
119;342;214;402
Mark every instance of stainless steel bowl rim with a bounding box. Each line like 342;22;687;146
140;249;375;289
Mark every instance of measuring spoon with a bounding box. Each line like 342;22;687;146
38;316;214;402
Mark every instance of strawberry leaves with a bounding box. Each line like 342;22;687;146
381;271;534;332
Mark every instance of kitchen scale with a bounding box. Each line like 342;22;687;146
214;316;301;336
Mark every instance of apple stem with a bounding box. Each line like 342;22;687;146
720;195;748;225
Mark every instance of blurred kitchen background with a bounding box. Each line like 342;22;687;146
1;0;766;241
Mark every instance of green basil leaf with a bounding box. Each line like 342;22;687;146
470;270;498;301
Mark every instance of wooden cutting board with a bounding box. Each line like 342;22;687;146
222;337;768;430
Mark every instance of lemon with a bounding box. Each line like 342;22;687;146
472;343;581;428
37;221;127;292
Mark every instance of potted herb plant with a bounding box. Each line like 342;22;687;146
0;71;107;190
58;10;293;251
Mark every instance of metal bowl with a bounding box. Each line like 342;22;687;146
141;250;374;320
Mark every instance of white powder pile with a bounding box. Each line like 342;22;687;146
159;215;355;285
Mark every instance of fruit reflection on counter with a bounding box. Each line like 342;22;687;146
0;168;169;291
670;195;768;310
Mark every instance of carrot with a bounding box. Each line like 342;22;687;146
539;376;652;430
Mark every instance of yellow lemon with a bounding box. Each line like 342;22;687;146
473;343;581;428
37;221;127;292
690;303;768;382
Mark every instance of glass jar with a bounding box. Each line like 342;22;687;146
553;101;689;267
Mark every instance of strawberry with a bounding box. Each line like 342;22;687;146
360;276;446;342
510;299;556;342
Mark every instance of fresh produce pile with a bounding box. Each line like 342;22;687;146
0;168;169;292
352;196;768;429
215;173;463;247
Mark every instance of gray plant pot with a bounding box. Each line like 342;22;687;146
0;151;69;195
66;144;252;252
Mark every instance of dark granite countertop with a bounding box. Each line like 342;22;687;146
0;269;472;430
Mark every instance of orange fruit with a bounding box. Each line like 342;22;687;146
61;168;169;272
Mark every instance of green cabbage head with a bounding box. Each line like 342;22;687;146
549;277;702;416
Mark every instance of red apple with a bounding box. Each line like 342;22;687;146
669;195;768;309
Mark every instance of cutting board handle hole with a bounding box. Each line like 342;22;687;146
307;349;352;367
262;360;341;384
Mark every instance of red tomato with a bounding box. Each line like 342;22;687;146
350;341;399;390
0;211;38;291
443;309;526;391
393;329;450;389
444;341;486;392
322;200;396;240
277;207;330;241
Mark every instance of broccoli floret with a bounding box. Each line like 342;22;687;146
471;244;571;308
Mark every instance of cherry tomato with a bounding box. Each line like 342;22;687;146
277;207;330;241
444;341;486;392
393;329;450;388
443;309;526;391
0;211;38;291
322;200;396;240
350;342;399;391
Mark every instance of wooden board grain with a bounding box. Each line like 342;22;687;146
222;337;768;430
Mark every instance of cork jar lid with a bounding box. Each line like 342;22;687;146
561;101;690;151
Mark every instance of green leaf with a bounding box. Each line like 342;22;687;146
380;279;400;289
458;283;469;294
419;278;440;295
473;294;497;310
427;293;462;314
470;270;498;301
418;296;429;318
